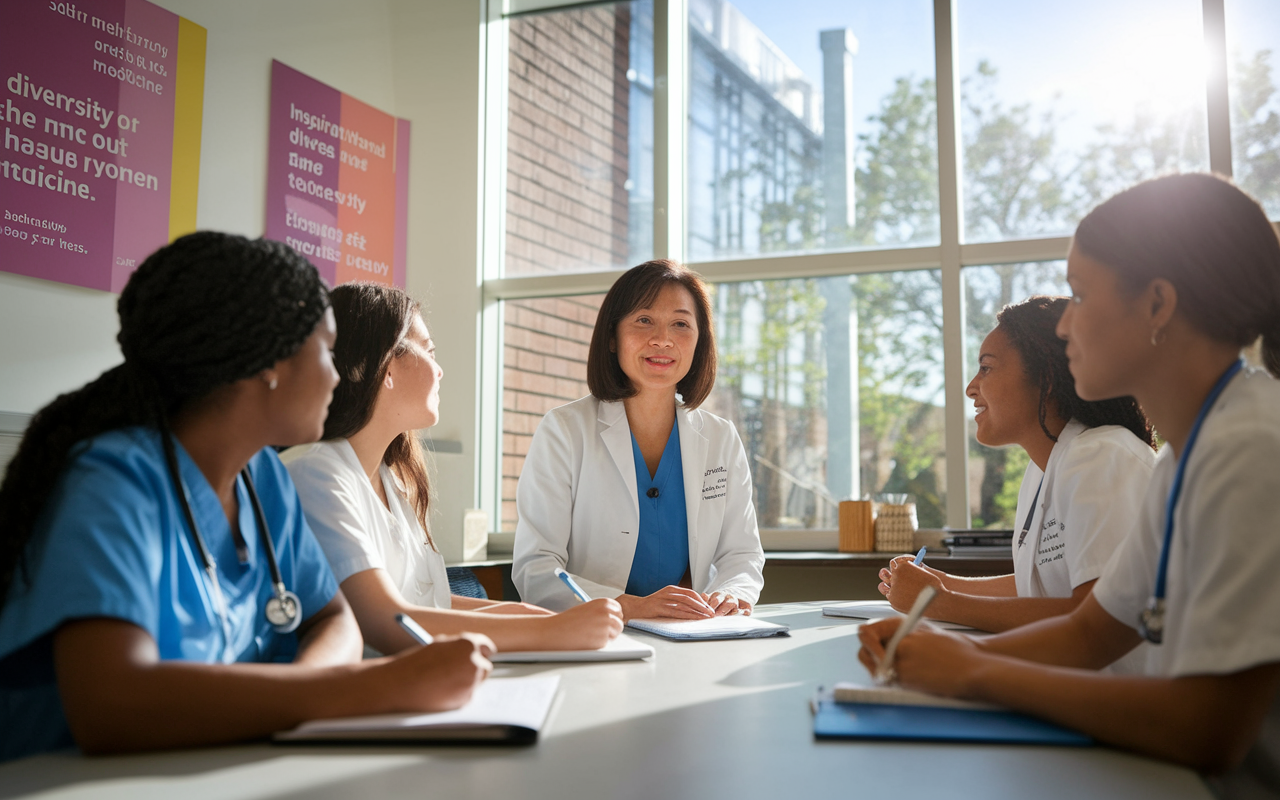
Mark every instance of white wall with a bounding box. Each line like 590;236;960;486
0;0;485;559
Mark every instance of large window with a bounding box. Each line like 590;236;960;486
1226;0;1280;220
706;270;945;530
963;261;1068;528
687;0;938;259
483;0;1274;535
959;0;1209;242
504;1;654;276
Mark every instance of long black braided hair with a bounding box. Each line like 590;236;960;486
996;295;1155;448
0;232;329;611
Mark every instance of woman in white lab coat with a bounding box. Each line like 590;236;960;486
285;283;623;655
879;296;1156;639
858;174;1280;795
513;260;765;618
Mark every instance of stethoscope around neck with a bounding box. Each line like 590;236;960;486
160;434;302;659
1139;358;1244;645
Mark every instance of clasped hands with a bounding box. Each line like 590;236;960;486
615;585;751;621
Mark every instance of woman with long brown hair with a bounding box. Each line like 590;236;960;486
285;282;622;654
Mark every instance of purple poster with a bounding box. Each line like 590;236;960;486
0;0;205;292
265;60;409;288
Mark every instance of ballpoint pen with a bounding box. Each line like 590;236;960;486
555;567;592;603
396;612;434;645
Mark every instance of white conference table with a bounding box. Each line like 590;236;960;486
0;603;1213;800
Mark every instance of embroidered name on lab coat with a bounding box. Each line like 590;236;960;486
1037;517;1067;567
702;466;727;500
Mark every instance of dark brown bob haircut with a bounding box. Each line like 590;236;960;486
587;259;717;408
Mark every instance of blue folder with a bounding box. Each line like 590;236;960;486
813;699;1092;746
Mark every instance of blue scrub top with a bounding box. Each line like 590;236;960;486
0;427;339;761
625;424;690;597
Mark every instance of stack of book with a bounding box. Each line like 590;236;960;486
942;528;1014;558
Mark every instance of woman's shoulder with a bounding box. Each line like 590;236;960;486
1200;367;1280;456
61;426;167;486
1068;422;1157;468
682;405;740;439
279;440;362;492
537;394;609;435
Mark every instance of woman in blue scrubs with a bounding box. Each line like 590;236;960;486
0;232;492;760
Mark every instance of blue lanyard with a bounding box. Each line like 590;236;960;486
1016;477;1044;549
1151;359;1244;601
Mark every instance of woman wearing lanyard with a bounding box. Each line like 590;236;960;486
878;296;1156;644
0;233;491;760
285;283;623;654
513;260;765;618
857;174;1280;794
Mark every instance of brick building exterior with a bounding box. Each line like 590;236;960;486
501;6;633;530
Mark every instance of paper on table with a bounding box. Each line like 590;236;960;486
831;682;998;711
822;600;976;632
626;615;788;640
491;633;655;663
274;675;559;743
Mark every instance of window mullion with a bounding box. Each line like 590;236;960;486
1203;0;1233;176
935;0;970;529
653;0;686;262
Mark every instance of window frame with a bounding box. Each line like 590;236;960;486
478;0;1242;538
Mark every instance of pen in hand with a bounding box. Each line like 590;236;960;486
396;612;434;646
874;585;937;685
555;567;592;604
913;545;927;566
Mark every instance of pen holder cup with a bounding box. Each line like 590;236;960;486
874;502;918;552
838;500;875;552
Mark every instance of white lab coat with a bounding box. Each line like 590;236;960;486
1094;367;1280;799
1012;419;1155;600
1010;419;1156;675
512;395;765;611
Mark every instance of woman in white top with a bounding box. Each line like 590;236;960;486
513;260;765;618
879;296;1156;636
858;174;1280;795
286;283;622;655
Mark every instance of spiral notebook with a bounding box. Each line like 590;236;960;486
491;633;655;662
812;683;1091;746
274;675;559;745
626;615;789;640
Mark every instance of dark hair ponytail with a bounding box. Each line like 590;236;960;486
996;296;1155;448
0;232;329;609
323;282;436;550
1075;173;1280;377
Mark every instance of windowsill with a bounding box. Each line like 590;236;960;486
485;528;951;556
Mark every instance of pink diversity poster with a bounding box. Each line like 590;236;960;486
264;60;409;289
0;0;205;292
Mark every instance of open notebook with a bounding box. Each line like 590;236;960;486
274;675;559;745
813;682;1090;746
491;633;655;662
822;600;977;632
626;615;789;640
